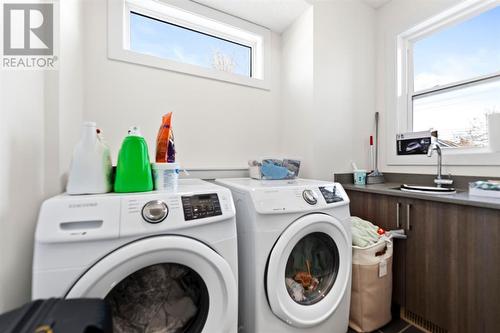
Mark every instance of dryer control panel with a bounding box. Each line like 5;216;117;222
182;193;222;221
239;181;349;214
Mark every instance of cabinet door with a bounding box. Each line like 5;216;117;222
346;190;401;230
455;205;500;333
404;199;459;332
404;200;500;333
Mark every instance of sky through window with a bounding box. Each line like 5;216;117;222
129;12;252;77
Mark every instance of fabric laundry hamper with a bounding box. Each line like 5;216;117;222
349;238;393;333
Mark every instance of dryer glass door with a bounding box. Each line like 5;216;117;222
66;236;237;333
266;214;351;328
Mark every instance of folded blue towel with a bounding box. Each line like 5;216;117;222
261;162;292;180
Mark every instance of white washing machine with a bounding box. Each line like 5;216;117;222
215;178;352;333
32;179;238;333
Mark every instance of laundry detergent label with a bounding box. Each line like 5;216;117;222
379;259;387;278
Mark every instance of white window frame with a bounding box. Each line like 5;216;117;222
108;0;271;90
391;0;500;166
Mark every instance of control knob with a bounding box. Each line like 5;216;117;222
302;189;318;205
142;200;169;223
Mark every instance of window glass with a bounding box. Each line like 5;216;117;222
129;12;252;77
413;79;500;148
413;6;500;92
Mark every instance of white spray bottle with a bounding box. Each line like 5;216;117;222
66;122;113;195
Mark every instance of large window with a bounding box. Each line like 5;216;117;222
400;2;500;149
108;0;270;89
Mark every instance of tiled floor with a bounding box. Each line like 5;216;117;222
347;318;426;333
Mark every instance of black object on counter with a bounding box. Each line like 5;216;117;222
0;298;112;333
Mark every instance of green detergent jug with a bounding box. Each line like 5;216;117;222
114;126;153;193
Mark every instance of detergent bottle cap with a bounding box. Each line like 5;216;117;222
81;121;98;144
127;126;143;137
83;121;97;127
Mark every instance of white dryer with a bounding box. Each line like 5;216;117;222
215;178;352;333
32;179;238;333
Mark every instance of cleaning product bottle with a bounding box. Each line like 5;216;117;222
155;112;176;163
114;126;153;193
66;122;113;195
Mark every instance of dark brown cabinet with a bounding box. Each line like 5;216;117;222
347;190;500;333
404;199;458;332
346;190;401;230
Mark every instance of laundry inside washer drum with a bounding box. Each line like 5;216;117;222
105;263;209;333
285;232;340;305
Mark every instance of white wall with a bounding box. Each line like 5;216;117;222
0;71;46;312
311;0;376;178
376;0;500;177
281;0;376;179
0;0;84;313
57;0;85;184
280;7;315;176
82;0;282;170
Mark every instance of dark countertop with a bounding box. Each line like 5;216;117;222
342;182;500;211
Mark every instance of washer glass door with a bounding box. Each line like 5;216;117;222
66;236;237;333
105;263;209;332
285;232;339;305
266;214;351;328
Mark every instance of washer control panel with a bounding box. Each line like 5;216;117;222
319;186;344;204
182;193;222;221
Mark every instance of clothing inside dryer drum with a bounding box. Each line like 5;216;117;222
105;263;209;333
285;232;340;305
